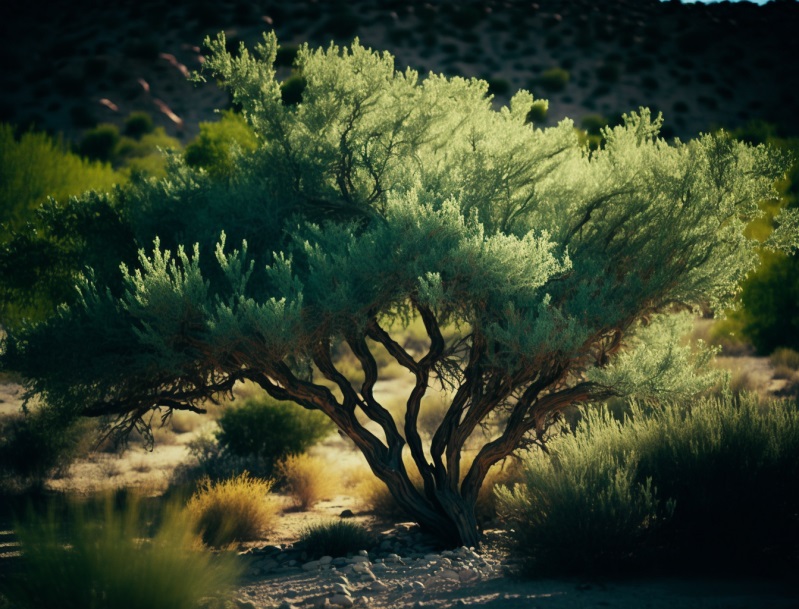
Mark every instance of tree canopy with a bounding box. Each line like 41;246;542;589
1;32;795;546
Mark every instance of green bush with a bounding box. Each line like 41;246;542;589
216;394;334;472
0;494;242;609
525;100;548;124
79;123;121;162
497;393;799;575
537;68;569;92
280;75;307;106
123;111;155;139
0;409;95;486
184;111;258;178
298;520;375;559
580;114;609;136
0;123;119;234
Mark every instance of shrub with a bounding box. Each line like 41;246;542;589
497;393;799;575
0;409;95;486
0;494;242;609
0;123;119;233
537;67;569;92
216;394;334;473
275;45;299;68
580;114;609;137
79;123;121;162
298;520;374;559
184;111;258;178
123;111;155;138
278;453;338;510
186;473;278;547
770;347;799;371
280;74;307;105
525;99;548;124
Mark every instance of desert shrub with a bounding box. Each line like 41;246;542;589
497;393;799;575
280;74;307;105
216;394;334;473
1;494;242;609
537;67;569;92
185;111;258;178
0;123;119;234
79;123;121;162
186;473;278;547
298;520;374;559
770;347;799;371
0;409;95;486
580;113;609;136
278;453;338;510
116;128;182;177
275;44;299;68
123;111;155;138
525;99;548;124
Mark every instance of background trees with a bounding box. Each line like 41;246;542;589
1;33;794;547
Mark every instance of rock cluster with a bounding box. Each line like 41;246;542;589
239;525;508;609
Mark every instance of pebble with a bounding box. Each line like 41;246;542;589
328;593;354;608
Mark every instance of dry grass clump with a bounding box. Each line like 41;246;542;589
278;453;339;510
770;347;799;371
186;472;278;547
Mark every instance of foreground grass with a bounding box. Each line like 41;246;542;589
0;492;242;609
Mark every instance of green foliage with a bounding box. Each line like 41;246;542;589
525;99;548;124
537;67;569;92
497;393;799;575
0;493;242;609
580;113;609;136
280;74;307;105
216;395;334;471
1;33;795;546
298;520;375;559
79;123;122;162
0;124;119;234
0;408;94;485
185;111;258;178
123;111;155;138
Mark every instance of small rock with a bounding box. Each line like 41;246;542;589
331;583;349;595
302;560;322;571
278;602;297;609
385;553;402;563
357;549;369;557
369;581;389;592
328;593;354;608
340;509;355;518
438;569;460;581
331;575;350;586
359;571;377;582
459;568;480;582
410;581;425;591
319;556;333;565
332;557;349;567
351;555;370;564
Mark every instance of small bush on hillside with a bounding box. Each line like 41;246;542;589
525;99;548;124
298;520;374;559
280;75;307;106
537;67;569;92
278;453;338;510
0;493;242;609
581;114;609;136
275;45;299;68
0;409;95;486
770;347;799;371
497;393;799;575
123;111;155;139
186;473;278;547
79;123;121;162
184;111;258;178
216;395;334;473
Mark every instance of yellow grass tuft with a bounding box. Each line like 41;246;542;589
278;453;339;510
186;472;278;547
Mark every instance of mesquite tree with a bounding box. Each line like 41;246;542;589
2;34;796;547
